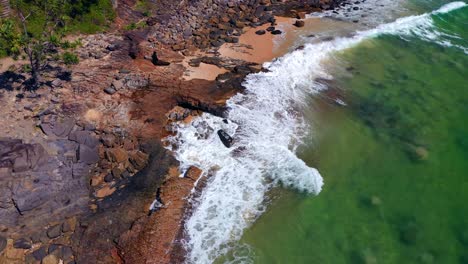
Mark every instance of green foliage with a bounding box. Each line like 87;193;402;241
0;19;22;58
62;51;79;65
124;21;147;31
60;39;82;49
22;63;31;72
10;0;115;36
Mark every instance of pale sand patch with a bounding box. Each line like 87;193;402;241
183;62;229;81
0;57;26;73
220;16;356;63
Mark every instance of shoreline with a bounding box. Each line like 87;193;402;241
165;14;361;263
0;1;351;263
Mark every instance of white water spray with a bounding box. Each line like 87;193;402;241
165;2;468;263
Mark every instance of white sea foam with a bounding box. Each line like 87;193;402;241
165;2;468;263
309;0;409;27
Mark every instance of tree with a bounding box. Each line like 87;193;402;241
12;0;67;87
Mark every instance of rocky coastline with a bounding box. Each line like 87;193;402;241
0;0;351;263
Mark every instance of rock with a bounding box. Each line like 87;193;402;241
42;254;59;264
106;148;128;163
62;217;77;233
217;130;233;148
234;65;253;75
294;20;305;27
0;236;6;253
52;118;75;138
111;80;124;90
104;173;113;183
95;185;116;198
399;221;419;245
78;144;99;165
297;11;307;19
129;151;148;170
271;30;282;35
266;26;275;32
47;224;62;239
61;246;73;260
48;244;60;254
51;79;62;88
371;196;381;206
32;246;48;261
151;51;171;66
101;134;116;147
111;166;124;179
106;44;117;51
414;146;429;161
13;238;31;249
30;232;48;244
211;40;224;47
104;87;117;95
69;131;99;148
255;30;266;35
184;166;202;179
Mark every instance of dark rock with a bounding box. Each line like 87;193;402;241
106;44;117;51
52;118;75;138
13;238;32;249
78;144;99;165
0;140;49;172
61;246;73;260
69;131;99;148
40;123;55;136
294;20;305;27
225;37;239;43
32;246;48;260
101;134;116;147
399;221;419;245
266;26;275;32
104;174;113;183
151;51;171;66
234;65;253;75
48;244;60;254
271;30;282;35
47;224;62;239
255;30;266;35
104;87;117;95
211;40;225;47
30;232;48;243
217;130;233;148
111;167;124;179
0;236;6;253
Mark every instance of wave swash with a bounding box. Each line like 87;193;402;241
164;2;467;263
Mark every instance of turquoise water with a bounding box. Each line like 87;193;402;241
239;1;468;263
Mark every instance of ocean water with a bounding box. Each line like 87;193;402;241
166;1;468;263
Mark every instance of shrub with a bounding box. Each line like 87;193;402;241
62;52;79;65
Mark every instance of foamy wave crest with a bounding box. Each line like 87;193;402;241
166;2;467;263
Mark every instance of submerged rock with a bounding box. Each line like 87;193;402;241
294;20;305;27
399;221;419;245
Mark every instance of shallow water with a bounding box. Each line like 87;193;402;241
240;1;468;264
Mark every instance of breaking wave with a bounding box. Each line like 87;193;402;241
164;2;467;263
